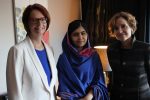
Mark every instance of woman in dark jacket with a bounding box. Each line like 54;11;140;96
107;11;150;100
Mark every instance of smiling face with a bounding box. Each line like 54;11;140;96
114;17;133;42
70;26;88;50
28;9;47;39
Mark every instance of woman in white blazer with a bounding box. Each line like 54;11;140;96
6;3;57;100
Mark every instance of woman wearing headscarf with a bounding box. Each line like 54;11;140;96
57;20;109;100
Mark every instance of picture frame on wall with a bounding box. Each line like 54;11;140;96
13;0;28;43
13;0;49;44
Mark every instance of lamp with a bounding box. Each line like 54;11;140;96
94;46;112;86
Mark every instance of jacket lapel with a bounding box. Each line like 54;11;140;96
43;42;57;91
24;37;50;92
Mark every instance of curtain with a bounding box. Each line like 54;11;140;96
137;0;150;43
144;0;150;43
81;0;109;47
81;0;150;44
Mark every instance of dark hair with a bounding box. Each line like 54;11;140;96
22;3;50;35
108;11;137;37
67;20;88;47
68;20;88;36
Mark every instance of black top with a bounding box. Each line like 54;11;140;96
107;37;150;100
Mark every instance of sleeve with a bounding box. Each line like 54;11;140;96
56;55;79;99
6;46;24;100
91;53;109;100
56;55;64;96
56;55;69;98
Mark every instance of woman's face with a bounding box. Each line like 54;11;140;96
28;9;47;39
114;17;133;42
70;26;88;50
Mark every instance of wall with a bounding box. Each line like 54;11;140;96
0;0;81;95
48;0;81;62
0;0;15;95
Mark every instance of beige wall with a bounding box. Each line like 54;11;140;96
0;0;81;95
0;0;15;95
48;0;81;61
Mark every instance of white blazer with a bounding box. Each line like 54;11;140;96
6;36;58;100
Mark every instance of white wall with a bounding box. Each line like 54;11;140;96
0;0;15;95
48;0;81;62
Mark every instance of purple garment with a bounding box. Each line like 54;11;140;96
57;34;109;100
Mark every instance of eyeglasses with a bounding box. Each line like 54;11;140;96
30;17;47;24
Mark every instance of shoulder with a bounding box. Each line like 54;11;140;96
9;40;26;53
7;42;26;62
56;53;67;70
133;40;150;50
107;41;120;51
92;51;99;57
89;51;100;62
57;53;66;61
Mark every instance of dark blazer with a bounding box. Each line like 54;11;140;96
107;37;150;100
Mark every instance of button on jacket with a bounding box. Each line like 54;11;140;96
107;37;150;100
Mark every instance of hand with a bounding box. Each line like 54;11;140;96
79;90;93;100
80;95;93;100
